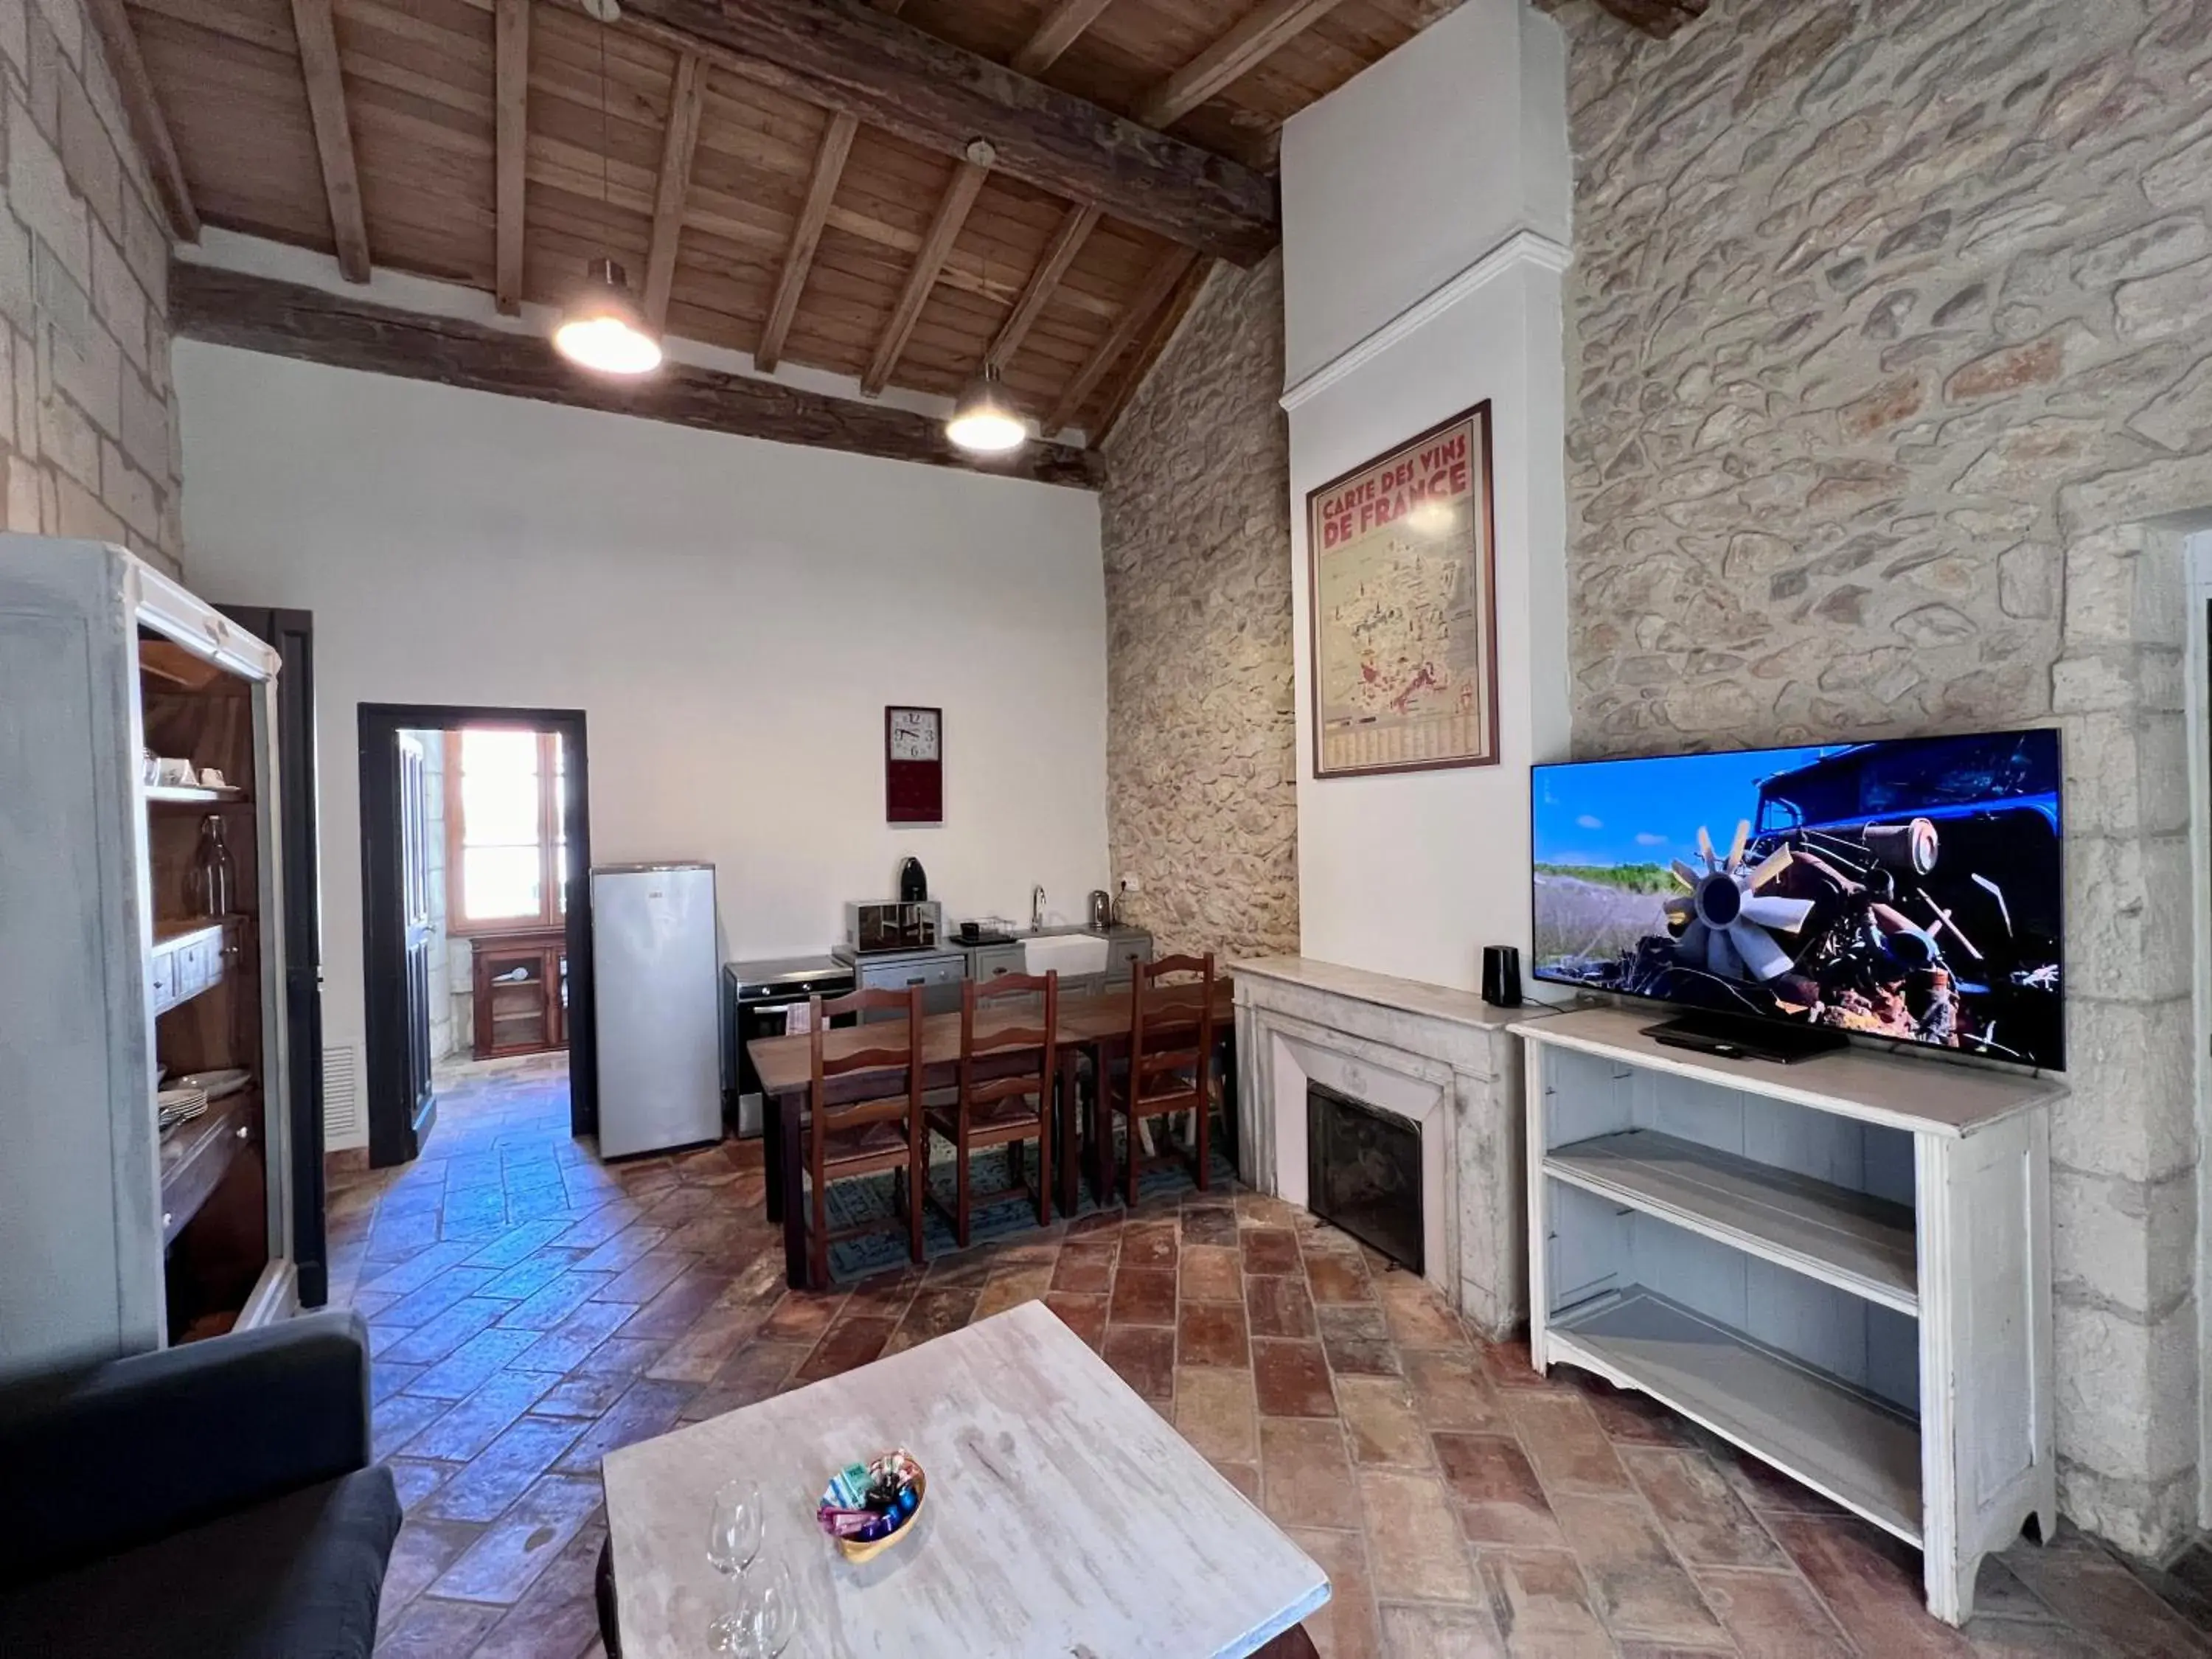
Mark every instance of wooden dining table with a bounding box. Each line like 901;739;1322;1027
745;977;1237;1289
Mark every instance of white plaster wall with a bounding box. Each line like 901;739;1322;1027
1278;0;1568;386
175;343;1110;1147
1280;0;1571;993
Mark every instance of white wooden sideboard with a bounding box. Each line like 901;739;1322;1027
1516;1006;2059;1626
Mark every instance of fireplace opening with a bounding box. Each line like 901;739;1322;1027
1306;1082;1423;1274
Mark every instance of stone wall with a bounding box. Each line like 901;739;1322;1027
0;0;180;574
1559;0;2208;1554
1101;252;1299;961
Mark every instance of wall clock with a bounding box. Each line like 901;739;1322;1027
886;706;942;824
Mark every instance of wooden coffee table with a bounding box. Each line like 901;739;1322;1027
601;1301;1328;1658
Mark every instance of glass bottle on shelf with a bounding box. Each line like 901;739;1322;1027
188;814;235;918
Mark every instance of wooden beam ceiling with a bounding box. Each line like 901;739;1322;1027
84;0;199;242
171;262;1105;488
288;0;371;282
641;52;706;329
1133;0;1346;130
863;158;988;394
494;0;530;314
1046;244;1194;434
1092;254;1210;442
987;201;1098;372
1009;0;1119;76
754;111;857;373
618;0;1279;265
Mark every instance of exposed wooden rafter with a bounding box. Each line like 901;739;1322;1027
618;0;1279;265
493;0;529;314
641;52;707;328
862;159;989;394
754;111;857;372
1091;254;1211;442
170;262;1105;488
288;0;371;282
987;201;1098;372
1046;245;1195;434
1010;0;1119;75
749;0;903;372
84;0;200;242
1133;0;1346;129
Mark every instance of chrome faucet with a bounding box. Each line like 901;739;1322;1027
1031;885;1046;931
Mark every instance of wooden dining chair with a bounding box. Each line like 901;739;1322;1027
925;970;1058;1247
1096;953;1216;1209
803;985;927;1290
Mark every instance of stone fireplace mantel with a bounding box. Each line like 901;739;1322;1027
1231;956;1551;1335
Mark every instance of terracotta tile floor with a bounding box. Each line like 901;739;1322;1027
336;1062;2212;1658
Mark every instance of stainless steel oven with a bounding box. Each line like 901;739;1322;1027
720;956;855;1138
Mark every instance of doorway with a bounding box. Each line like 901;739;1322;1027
360;704;595;1166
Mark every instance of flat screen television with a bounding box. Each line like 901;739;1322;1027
1530;728;2064;1070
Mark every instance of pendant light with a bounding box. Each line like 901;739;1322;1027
945;364;1028;454
554;0;663;377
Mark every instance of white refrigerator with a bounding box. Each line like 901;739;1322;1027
591;862;721;1158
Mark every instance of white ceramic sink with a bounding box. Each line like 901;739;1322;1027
1022;932;1110;977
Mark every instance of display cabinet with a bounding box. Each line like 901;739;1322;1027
0;538;299;1377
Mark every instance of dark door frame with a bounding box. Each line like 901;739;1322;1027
359;703;597;1166
220;605;328;1305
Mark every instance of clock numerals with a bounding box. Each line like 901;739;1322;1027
889;709;939;762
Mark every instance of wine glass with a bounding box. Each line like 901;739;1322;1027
751;1555;799;1658
705;1478;765;1653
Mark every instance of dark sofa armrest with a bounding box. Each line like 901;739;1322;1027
0;1310;375;1584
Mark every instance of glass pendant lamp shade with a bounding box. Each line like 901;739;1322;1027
552;257;663;377
945;366;1028;454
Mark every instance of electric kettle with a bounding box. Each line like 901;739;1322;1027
898;857;928;902
1088;889;1112;930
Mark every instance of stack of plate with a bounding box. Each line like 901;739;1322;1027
176;1067;250;1101
156;1085;209;1132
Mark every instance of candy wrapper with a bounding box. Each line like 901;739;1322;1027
815;1449;925;1548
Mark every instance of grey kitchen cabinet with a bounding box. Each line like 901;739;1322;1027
967;944;1026;984
855;950;966;1020
1103;930;1155;997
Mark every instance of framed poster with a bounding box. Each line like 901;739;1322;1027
1307;401;1499;778
885;705;942;823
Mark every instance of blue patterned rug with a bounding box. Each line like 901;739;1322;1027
821;1127;1239;1281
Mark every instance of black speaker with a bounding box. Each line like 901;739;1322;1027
1481;945;1523;1009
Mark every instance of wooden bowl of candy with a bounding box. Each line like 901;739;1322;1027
815;1449;926;1562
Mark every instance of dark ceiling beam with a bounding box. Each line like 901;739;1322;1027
288;0;372;281
170;262;1104;488
618;0;1278;265
84;0;201;241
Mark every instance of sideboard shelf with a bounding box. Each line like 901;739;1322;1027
1518;1006;2060;1627
1551;1284;1923;1538
1545;1128;1919;1312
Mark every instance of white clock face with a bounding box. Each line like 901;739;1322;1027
889;709;939;762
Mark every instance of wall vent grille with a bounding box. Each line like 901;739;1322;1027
321;1045;361;1141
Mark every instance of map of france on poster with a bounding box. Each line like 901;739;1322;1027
1310;409;1497;775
